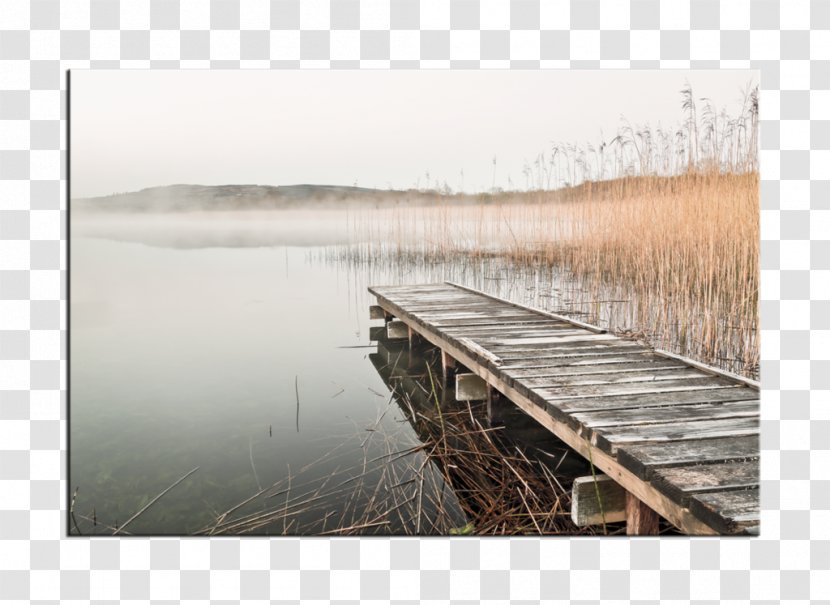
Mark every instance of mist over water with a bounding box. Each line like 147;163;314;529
68;211;532;534
72;209;357;248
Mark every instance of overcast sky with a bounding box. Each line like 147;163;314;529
71;70;756;198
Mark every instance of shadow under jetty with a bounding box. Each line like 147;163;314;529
369;328;615;535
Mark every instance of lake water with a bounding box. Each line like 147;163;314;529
70;211;589;535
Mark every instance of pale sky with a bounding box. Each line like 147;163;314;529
71;70;756;198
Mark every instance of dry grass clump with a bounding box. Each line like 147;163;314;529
395;386;583;535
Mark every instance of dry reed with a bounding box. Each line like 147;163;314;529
338;84;760;378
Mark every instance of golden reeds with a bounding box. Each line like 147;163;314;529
338;84;759;378
341;171;758;378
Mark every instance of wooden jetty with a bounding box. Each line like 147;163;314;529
368;282;760;535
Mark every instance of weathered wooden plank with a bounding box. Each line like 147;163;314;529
650;460;760;507
502;357;665;373
411;302;530;312
444;323;584;336
539;352;663;364
687;488;760;534
456;373;488;401
652;348;760;390
615;435;760;480
432;316;563;328
411;310;535;321
369;305;387;320
539;376;737;402
404;301;509;311
499;349;653;367
435;315;574;325
495;342;646;358
446;281;608;334
554;387;757;414
571;475;627;527
386;320;409;339
457;325;590;335
410;308;509;317
384;290;478;298
520;367;711;389
383;288;475;295
571;400;759;430
372;289;459;300
376;284;461;293
590;416;760;454
399;297;505;306
449;329;594;342
387;296;494;305
542;387;752;426
505;360;687;379
481;333;620;346
370;284;449;293
388;295;454;304
456;337;503;366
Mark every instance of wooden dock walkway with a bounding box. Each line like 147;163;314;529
368;282;760;535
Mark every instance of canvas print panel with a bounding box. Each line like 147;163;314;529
69;70;759;536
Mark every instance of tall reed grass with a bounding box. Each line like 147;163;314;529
338;84;760;378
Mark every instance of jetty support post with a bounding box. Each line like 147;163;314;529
454;374;512;427
455;373;488;402
572;475;660;535
387;320;409;340
407;325;421;348
486;386;511;427
441;349;457;377
369;304;385;320
571;475;627;527
625;493;660;535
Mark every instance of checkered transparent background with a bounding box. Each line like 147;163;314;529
0;0;827;601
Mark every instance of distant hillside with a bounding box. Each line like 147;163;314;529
71;177;710;213
71;184;490;212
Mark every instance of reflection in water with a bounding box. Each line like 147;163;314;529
69;212;609;535
200;336;471;535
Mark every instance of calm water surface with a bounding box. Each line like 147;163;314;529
70;211;588;535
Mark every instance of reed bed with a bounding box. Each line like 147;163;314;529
547;172;759;377
337;84;760;378
340;173;758;378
